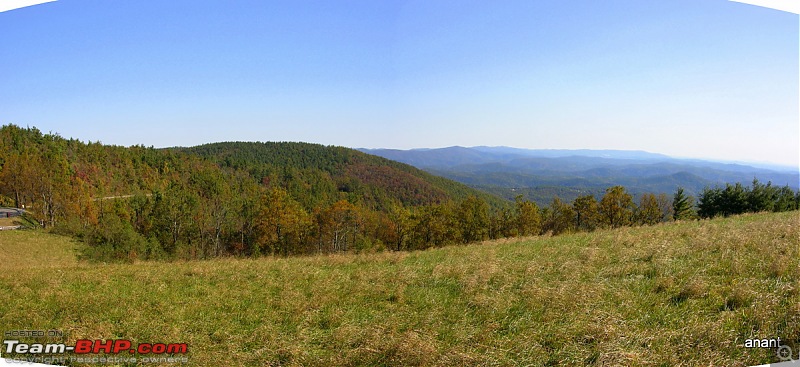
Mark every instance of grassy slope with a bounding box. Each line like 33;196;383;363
0;212;798;366
0;230;79;268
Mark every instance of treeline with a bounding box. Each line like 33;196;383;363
1;125;798;262
696;180;800;218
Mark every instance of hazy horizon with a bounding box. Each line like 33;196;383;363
1;1;797;166
357;144;800;170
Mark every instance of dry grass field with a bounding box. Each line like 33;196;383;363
0;230;79;268
0;211;798;366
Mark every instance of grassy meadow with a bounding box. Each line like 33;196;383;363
0;212;798;366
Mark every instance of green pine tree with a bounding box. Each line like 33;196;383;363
672;187;695;220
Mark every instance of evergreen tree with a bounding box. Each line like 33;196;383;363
672;187;695;220
697;187;721;218
746;178;775;213
774;185;798;212
720;183;748;216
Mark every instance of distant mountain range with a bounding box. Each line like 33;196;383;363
359;146;800;205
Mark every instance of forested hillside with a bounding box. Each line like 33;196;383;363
0;125;509;260
180;142;507;211
2;124;798;263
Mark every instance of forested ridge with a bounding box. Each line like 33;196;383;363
180;141;507;210
1;124;798;262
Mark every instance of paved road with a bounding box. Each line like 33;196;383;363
92;194;151;201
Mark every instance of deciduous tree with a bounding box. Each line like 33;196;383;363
542;197;575;235
457;196;489;243
636;193;662;226
599;186;634;228
573;194;599;231
316;200;359;253
257;187;311;256
515;196;542;236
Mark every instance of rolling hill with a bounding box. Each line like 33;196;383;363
179;141;508;210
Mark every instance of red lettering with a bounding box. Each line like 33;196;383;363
112;340;131;354
74;340;92;354
93;339;113;354
166;343;188;354
151;343;166;354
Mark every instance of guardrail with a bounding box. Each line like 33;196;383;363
0;208;23;218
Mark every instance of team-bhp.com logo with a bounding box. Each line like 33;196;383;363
3;337;189;365
4;339;188;355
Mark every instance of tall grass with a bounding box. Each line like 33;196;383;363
0;212;797;366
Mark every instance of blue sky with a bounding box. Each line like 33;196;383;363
1;0;798;166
